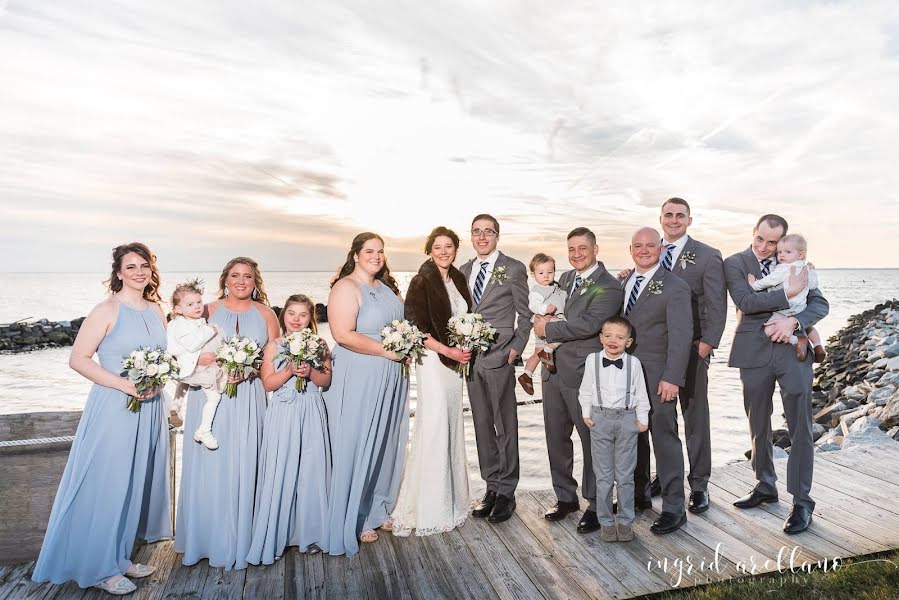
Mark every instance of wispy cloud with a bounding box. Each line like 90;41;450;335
0;0;897;272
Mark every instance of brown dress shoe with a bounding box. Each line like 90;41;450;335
813;345;826;363
517;372;535;395
793;335;809;361
537;349;557;373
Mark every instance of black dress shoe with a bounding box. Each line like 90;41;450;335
544;500;579;521
688;491;709;514
650;511;687;534
472;491;497;518
783;505;813;534
733;488;778;509
577;510;600;533
487;494;516;523
649;476;662;498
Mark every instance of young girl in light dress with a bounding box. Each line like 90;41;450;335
166;280;227;450
247;294;332;563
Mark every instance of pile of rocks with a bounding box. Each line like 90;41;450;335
808;300;899;451
0;318;85;353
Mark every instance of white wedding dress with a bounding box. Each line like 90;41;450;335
392;278;472;536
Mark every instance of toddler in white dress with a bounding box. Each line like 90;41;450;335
518;253;567;395
167;280;227;450
749;234;825;362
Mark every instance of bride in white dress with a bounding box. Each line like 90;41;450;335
391;227;474;536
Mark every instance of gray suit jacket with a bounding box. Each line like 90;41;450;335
542;261;624;389
459;251;532;370
724;247;829;369
623;268;693;387
671;236;727;347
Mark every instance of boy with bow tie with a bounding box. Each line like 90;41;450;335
578;316;650;543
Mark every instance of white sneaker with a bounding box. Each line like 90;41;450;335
193;430;219;450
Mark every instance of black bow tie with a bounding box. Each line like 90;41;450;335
602;357;623;369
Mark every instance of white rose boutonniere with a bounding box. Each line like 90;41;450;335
678;251;696;270
646;280;664;295
490;265;509;285
579;277;595;296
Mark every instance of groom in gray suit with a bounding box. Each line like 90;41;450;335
651;198;727;514
533;227;623;533
459;214;532;523
623;227;693;534
725;214;828;534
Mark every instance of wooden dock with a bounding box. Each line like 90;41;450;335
1;444;897;599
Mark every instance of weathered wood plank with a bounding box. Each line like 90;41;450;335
816;446;899;486
0;562;56;600
322;552;375;599
156;553;209;600
485;508;592;599
421;526;501;599
388;529;458;599
357;532;413;599
133;541;179;600
0;412;82;442
456;510;545;600
302;551;327;600
519;491;650;598
720;464;883;555
200;564;248;600
813;450;899;500
242;559;284;600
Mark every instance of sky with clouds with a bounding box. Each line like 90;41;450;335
1;0;897;272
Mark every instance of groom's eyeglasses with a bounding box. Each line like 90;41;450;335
471;228;497;238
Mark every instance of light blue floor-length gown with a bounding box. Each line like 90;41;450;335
32;300;171;588
174;304;268;570
247;356;331;564
324;281;409;557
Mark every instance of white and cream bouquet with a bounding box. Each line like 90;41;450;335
381;319;426;378
216;335;262;397
446;313;497;378
121;347;179;412
276;329;329;392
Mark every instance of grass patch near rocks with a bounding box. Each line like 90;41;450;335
652;549;899;600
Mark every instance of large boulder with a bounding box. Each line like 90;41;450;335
868;385;896;406
841;425;897;450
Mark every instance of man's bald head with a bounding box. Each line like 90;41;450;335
630;227;662;271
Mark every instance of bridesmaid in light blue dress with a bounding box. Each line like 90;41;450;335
324;232;410;557
33;243;171;595
174;257;280;571
247;294;332;564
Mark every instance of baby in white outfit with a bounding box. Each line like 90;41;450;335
749;234;824;361
518;253;567;395
167;280;226;450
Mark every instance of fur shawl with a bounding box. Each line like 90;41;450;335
404;258;473;369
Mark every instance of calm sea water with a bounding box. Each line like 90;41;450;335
1;269;896;492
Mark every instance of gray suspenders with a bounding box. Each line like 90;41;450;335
593;353;632;409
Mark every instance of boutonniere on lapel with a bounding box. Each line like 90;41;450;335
678;251;696;270
579;278;595;296
646;280;664;295
490;266;509;285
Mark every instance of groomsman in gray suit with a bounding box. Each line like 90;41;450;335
650;198;727;514
459;214;532;523
623;227;693;534
725;214;828;534
533;227;623;534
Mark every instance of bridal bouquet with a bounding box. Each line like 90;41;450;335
276;330;328;392
381;319;426;378
447;313;497;378
121;347;179;412
216;335;262;397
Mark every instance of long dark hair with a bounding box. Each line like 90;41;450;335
106;242;162;303
279;294;318;335
218;256;270;306
330;232;399;294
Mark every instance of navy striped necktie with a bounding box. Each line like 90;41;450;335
625;275;644;316
760;259;772;277
473;262;488;305
661;244;676;270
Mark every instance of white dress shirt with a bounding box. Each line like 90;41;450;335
578;350;650;425
622;263;661;313
468;249;500;294
662;234;690;267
